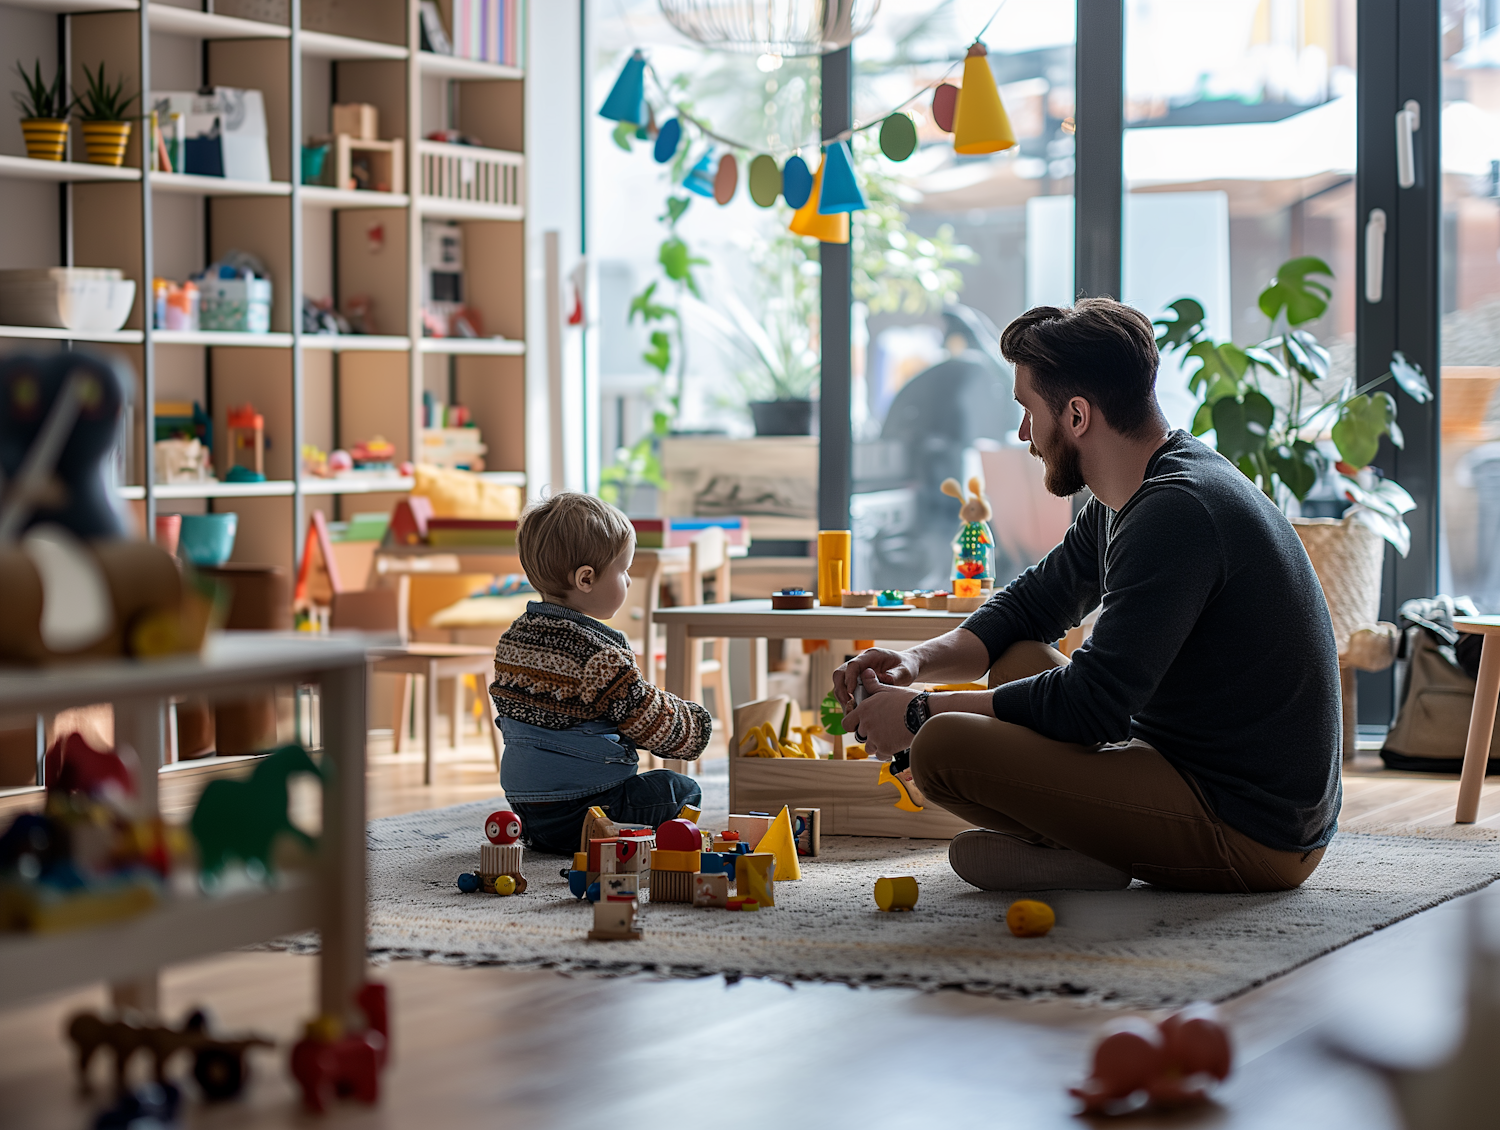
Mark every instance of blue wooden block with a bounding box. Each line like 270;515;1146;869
567;870;589;899
699;852;737;880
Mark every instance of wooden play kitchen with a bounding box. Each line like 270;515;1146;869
653;599;977;839
0;634;371;1029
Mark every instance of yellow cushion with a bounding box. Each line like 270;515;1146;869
412;464;522;519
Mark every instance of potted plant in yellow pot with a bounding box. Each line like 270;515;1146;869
1156;257;1433;654
13;59;72;161
74;62;136;167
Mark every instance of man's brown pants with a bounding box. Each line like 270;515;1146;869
909;642;1326;893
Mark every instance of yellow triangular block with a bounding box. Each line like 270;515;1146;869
752;805;802;881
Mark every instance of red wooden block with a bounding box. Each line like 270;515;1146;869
655;818;701;852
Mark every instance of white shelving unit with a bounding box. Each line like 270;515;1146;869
0;0;530;578
0;634;370;1025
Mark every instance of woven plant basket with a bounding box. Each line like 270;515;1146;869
20;119;69;161
1292;515;1385;655
80;121;130;167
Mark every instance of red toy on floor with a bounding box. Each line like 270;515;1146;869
289;982;389;1114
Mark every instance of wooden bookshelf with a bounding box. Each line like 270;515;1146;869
0;0;528;577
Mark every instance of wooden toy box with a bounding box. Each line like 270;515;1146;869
729;756;970;839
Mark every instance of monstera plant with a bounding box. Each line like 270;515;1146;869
1155;256;1432;556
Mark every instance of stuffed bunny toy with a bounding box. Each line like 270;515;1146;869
941;475;995;583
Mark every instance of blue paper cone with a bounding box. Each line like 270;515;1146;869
599;51;646;124
684;150;715;197
816;140;866;214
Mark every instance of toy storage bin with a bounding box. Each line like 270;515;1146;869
0;268;136;333
198;276;272;334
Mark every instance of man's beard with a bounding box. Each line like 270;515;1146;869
1030;430;1086;498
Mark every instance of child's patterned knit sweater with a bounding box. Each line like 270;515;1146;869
490;601;710;759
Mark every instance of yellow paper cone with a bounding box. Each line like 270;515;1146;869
953;44;1016;155
788;154;850;244
752;805;803;881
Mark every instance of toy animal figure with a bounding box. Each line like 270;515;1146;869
189;744;321;879
1070;1002;1232;1115
940;476;995;585
289;982;390;1114
0;353;224;665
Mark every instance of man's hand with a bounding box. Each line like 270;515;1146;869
842;668;920;759
833;647;919;710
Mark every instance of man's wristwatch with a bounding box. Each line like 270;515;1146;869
904;691;932;736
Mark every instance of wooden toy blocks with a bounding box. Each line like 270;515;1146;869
726;813;774;848
793;808;822;856
588;896;642;941
598;874;639;901
650;848;701;872
649;869;695;903
692;871;729;908
735;852;775;907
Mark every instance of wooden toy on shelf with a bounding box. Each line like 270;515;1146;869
873;589;913;611
225;403;264;479
873;875;919;912
67;1008;273;1101
321;105;403;196
840;590;877;608
1007;899;1056;937
289;984;390;1115
0;352;223;665
1070;1003;1232;1115
941;475;996;587
189;744;321;881
771;588;816;610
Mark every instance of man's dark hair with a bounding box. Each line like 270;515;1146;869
999;297;1162;437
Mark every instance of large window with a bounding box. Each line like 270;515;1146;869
1440;1;1500;609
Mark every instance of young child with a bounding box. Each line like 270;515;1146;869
489;492;709;854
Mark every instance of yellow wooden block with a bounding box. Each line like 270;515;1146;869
735;852;775;907
650;848;702;872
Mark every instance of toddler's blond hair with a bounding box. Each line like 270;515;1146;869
516;492;634;599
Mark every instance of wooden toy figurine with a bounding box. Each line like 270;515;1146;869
189;744;321;880
67;1008;273;1100
940;476;995;586
1070;1003;1232;1115
289;982;390;1114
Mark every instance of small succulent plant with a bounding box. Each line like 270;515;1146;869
74;62;136;122
13;59;71;119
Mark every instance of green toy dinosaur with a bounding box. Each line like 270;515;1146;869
190;744;322;879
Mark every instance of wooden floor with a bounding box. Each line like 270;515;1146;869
0;736;1494;1129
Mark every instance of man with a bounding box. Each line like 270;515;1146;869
837;298;1340;894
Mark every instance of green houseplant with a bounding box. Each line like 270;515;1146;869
1156;256;1431;556
74;62;136;167
13;59;72;161
1157;257;1433;664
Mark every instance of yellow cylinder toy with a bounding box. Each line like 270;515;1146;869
817;530;852;606
874;875;919;912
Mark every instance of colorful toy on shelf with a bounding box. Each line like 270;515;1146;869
350;436;396;471
225;403;265;480
0;733;181;933
1070;1003;1232;1115
189;744;321;883
873;875;919;912
770;588;815;610
941;476;995;587
873;589;913;611
1007;899;1056;938
289;982;390;1114
0;353;223;664
67;1008;273;1101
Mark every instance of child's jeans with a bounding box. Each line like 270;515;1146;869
511;769;702;855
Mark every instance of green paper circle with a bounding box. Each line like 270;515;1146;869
748;153;782;207
879;113;917;161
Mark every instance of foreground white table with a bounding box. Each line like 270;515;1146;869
0;632;369;1029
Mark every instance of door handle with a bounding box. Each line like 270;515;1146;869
1396;99;1420;189
1365;208;1387;303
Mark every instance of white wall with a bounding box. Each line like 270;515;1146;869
525;1;589;497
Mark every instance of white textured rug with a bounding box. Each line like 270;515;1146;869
278;762;1500;1008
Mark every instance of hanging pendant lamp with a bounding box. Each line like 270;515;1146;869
788;154;849;243
816;139;865;214
600;50;646;124
657;0;881;57
952;44;1015;155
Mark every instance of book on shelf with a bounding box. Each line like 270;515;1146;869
443;0;520;65
419;1;452;54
